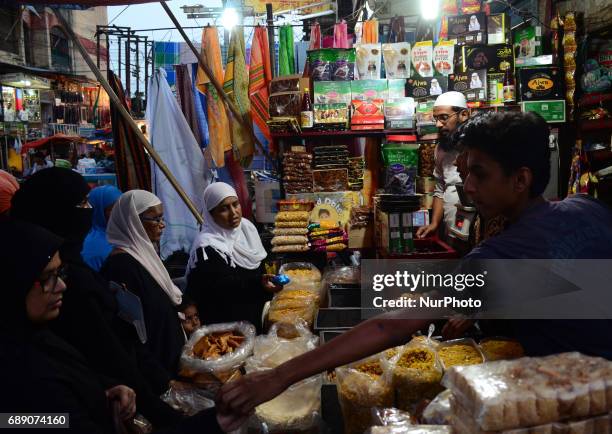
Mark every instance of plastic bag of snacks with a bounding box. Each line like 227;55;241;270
267;289;320;328
246;321;322;433
179;322;255;394
393;343;444;413
366;426;451;433
336;352;396;434
437;338;485;370
371;406;414;426
160;386;215;416
442;352;612;431
422;390;452;425
279;262;322;295
478;337;525;361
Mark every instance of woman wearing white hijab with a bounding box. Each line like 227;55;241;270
102;190;185;377
185;182;280;332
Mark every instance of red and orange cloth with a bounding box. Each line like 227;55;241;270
248;26;272;143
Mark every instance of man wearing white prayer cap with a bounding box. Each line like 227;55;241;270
417;91;469;240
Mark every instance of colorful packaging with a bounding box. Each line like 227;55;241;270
448;72;470;92
385;98;416;129
351;99;385;129
487;72;505;105
462;44;514;74
519;67;563;101
355;44;382;79
382;143;418;195
308;49;334;81
521;100;566;123
406;76;448;99
270;74;302;94
442;0;459;15
464;70;487;105
313;81;352;105
411;41;434;78
448;13;487;46
461;0;482;14
433;40;455;75
487;13;508;45
313;103;349;126
514;24;543;59
269;92;302;117
387;79;407;99
382;42;412;79
350;80;388;101
333;49;356;81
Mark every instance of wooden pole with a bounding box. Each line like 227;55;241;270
159;1;274;168
51;7;203;225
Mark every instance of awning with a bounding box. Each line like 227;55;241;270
0;62;97;85
21;134;85;154
8;1;160;6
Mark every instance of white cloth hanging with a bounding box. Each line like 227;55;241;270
146;68;210;259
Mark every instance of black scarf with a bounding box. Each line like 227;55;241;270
11;167;92;263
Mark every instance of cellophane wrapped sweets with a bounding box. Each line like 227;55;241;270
393;343;444;412
179;322;255;394
422;390;453;425
267;289;320;328
336;352;396;434
442;352;612;432
246;321;322;433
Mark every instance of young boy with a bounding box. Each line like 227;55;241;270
177;297;201;337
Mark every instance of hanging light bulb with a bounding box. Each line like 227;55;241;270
420;0;440;21
221;7;239;30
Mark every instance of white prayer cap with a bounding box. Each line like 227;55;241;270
434;91;467;109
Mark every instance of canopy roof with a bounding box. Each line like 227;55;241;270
9;1;159;7
22;134;85;154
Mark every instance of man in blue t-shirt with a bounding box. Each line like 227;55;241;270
216;112;612;424
458;111;612;357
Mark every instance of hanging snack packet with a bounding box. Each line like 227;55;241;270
433;40;455;75
411;41;434;78
356;44;382;79
461;0;482;14
333;49;356;81
382;42;412;79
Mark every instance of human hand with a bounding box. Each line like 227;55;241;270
441;317;474;340
216;408;250;432
105;385;136;421
217;369;288;417
262;274;283;293
416;223;438;239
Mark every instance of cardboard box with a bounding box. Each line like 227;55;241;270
347;224;374;249
488;13;509;45
521;100;566;123
448;69;487;104
455;32;487;46
405;76;448;99
313;81;352;105
519;67;563;101
514;24;542;59
462;44;514;74
350;79;388;101
351;99;384;127
487;72;505;105
314;103;349;126
448;13;487;43
387;79;406;99
385;98;415;129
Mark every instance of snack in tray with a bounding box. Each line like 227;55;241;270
479;338;525;361
442;352;612;432
192;331;245;360
438;342;484;369
394;346;444;412
336;354;395;434
275;211;310;222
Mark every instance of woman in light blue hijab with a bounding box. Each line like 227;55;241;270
81;185;122;271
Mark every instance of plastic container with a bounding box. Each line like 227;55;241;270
418;143;436;177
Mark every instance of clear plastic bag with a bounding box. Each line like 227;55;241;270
437;338;485;370
160;386;215;416
336;352;396;434
366;426;451;434
442;352;612;432
278;262;322;295
393;343;444;413
323;266;361;287
267;290;320;328
422;390;452;425
246;321;322;433
179;322;255;393
371;407;414;426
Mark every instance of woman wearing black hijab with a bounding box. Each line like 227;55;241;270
9;168;181;428
0;220;242;433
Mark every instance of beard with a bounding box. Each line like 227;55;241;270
438;130;454;151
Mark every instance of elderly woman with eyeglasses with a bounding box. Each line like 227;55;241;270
102;190;186;377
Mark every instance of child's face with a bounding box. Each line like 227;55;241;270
181;305;201;336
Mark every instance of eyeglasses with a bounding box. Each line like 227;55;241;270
38;266;68;293
141;215;164;225
433;112;459;125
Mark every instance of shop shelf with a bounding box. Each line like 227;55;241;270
379;237;459;259
271;128;417;139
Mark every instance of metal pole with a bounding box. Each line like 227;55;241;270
125;34;131;98
144;38;149;103
117;36;122;83
51;7;203;224
96;26;100;68
266;3;276;78
135;37;140;96
105;33;110;75
159;1;274;166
